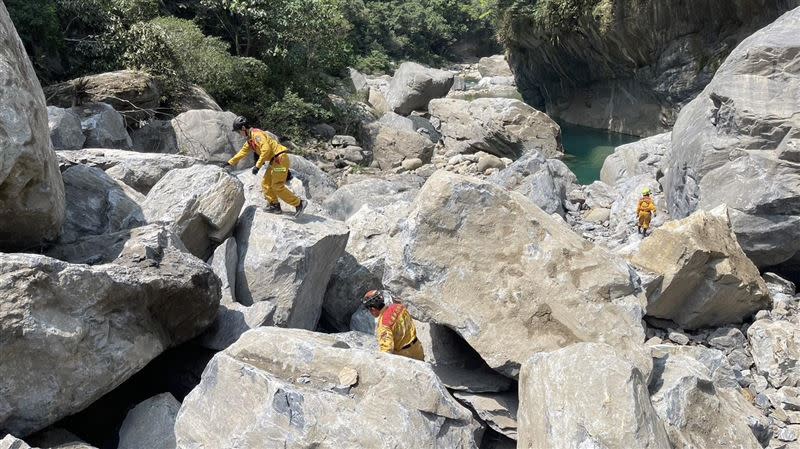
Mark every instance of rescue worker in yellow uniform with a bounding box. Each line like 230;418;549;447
362;290;425;361
226;116;305;217
636;187;657;235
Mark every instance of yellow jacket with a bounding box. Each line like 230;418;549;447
376;304;418;354
637;196;657;217
228;128;287;169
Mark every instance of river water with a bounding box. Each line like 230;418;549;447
558;122;639;185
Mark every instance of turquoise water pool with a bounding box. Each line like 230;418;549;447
558;122;639;185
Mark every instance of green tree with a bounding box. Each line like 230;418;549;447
5;0;63;81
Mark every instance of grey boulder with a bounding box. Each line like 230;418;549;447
429;98;563;159
649;344;764;449
601;132;671;186
361;113;435;170
629;206;770;329
666;8;800;267
233;208;349;330
143;164;244;259
477;55;514;78
322;174;422;221
518;343;670;449
0;436;31;449
43;70;160;126
174;327;481;448
57;148;201;195
488;150;576;216
0;3;66;250
70;102;132;149
170;110;245;164
748;318;800;388
117;393;180;449
383;171;649;378
58;165;145;244
385;62;455;115
0;225;220;436
47;107;85;151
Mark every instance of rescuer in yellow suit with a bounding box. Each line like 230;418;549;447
226;116;305;217
637;187;657;235
362;290;425;361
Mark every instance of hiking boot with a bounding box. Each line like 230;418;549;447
265;203;282;214
294;199;306;217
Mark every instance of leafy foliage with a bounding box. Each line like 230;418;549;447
344;0;498;72
498;0;615;44
6;0;498;140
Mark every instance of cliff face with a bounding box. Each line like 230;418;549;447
500;0;800;136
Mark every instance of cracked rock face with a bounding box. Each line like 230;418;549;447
175;327;481;448
666;7;800;268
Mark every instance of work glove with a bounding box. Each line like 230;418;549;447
222;162;233;172
251;166;260;175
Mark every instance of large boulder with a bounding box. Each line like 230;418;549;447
233;208;349;329
629;206;770;329
488;150;576;216
0;3;66;250
57;148;201;195
385;62;455;115
322;174;423;221
373;112;439;143
600;132;671;186
43;70;160;125
117;393;180;449
649;345;764;449
170;110;245;163
143;164;245;259
748;318;800;388
429;98;562;159
383;171;649;378
518;343;670;449
0;225;220;436
47;107;85;151
70;103;132;149
174;327;481;448
361;113;435;170
477;55;513;78
58;164;146;244
666;8;800;267
170;84;222;114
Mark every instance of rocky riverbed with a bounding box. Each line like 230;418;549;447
2;2;800;449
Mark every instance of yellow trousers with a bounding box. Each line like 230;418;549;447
261;154;300;207
395;340;425;361
638;213;653;230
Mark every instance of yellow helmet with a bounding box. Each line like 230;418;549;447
642;187;652;196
